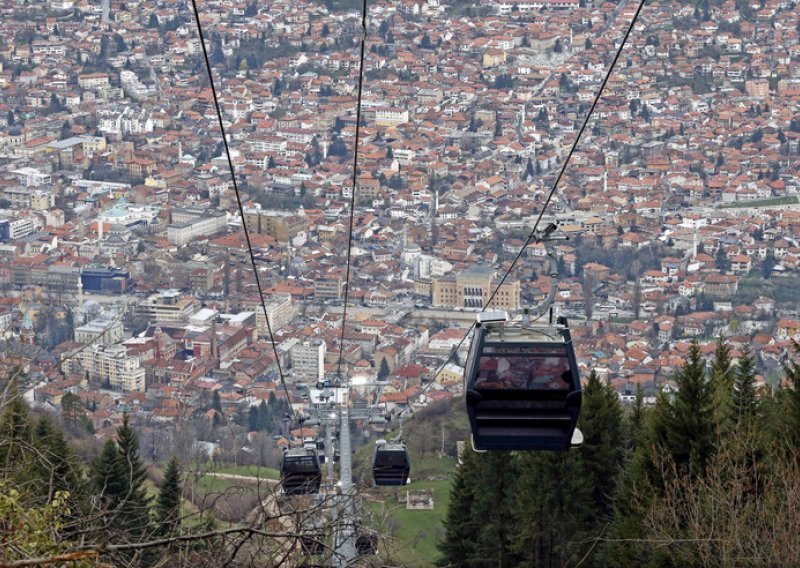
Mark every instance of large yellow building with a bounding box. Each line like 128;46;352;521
432;265;520;310
243;208;308;244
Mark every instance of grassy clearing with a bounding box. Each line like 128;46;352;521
211;464;280;479
370;478;455;566
721;196;799;209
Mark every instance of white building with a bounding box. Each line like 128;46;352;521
290;340;325;380
250;294;294;336
64;344;146;392
74;315;124;345
167;212;227;245
137;290;199;323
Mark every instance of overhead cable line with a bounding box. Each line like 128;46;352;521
428;0;649;386
335;0;370;388
190;0;297;421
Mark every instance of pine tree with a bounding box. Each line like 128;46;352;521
156;457;182;536
211;391;223;427
579;370;624;521
378;358;391;381
653;340;715;476
779;340;800;449
256;399;269;431
628;383;646;449
710;334;734;433
732;347;757;426
471;453;519;566
0;380;32;476
92;439;125;503
32;416;86;506
511;451;592;566
247;405;259;432
92;414;152;545
437;447;480;566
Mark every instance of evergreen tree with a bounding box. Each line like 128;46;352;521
601;435;656;566
156;457;182;536
628;383;646;448
378;358;391;381
211;391;223;427
247;405;259;432
579;370;624;521
525;158;534;179
710;334;734;433
779;340;800;449
92;414;152;546
470;453;519;566
32;416;86;507
732;347;757;426
92;439;126;505
256;399;270;431
0;380;32;475
715;246;730;273
437;447;480;566
511;452;592;566
652;340;715;476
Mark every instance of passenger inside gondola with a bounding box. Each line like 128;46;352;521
476;354;571;390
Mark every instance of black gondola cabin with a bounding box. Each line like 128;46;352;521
280;447;322;495
465;314;581;451
372;440;410;486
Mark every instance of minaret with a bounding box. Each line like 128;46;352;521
692;224;698;260
602;171;608;193
102;0;110;24
77;276;83;306
97;219;103;242
20;312;35;344
210;320;218;362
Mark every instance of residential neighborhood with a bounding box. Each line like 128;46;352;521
1;0;800;459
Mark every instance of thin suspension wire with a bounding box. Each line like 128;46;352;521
428;0;649;385
190;0;296;420
335;0;369;386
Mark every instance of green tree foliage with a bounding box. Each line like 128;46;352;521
211;390;224;427
31;416;86;507
715;246;730;272
579;371;624;521
91;414;152;546
732;346;757;426
710;334;734;432
156;457;182;536
377;358;391;381
511;452;592;566
652;340;715;477
0;484;92;566
440;374;626;567
437;447;481;566
778;340;800;449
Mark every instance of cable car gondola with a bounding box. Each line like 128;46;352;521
300;534;326;556
355;528;378;556
372;440;410;486
280;447;322;495
464;312;581;451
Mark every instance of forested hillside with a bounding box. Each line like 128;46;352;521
438;339;800;567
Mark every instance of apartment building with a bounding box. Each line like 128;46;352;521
290;340;325;380
65;344;145;392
